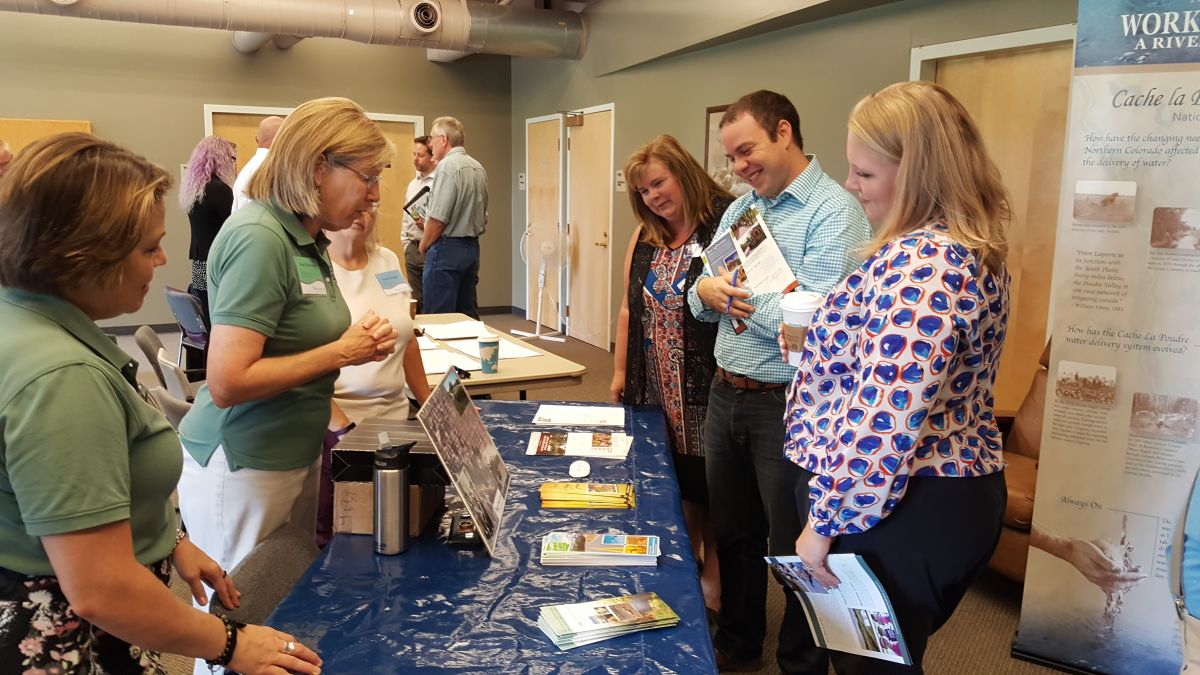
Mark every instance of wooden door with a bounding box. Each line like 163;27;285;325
211;113;415;259
374;121;416;259
526;117;563;330
0;118;92;152
565;109;613;350
936;41;1072;415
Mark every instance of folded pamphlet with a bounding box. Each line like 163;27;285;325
526;431;632;459
537;592;680;649
539;482;636;509
540;531;660;566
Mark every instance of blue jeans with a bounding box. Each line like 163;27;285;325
704;379;810;672
422;237;480;319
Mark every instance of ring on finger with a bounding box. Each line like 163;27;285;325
283;640;296;655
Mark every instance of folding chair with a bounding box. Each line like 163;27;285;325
163;286;209;373
133;325;169;390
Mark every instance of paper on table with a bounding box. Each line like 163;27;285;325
422;320;487;341
417;335;438;351
765;554;911;665
420;348;481;375
526;431;632;459
533;404;625;427
442;337;541;360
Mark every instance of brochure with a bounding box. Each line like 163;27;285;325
540;531;660;566
526;431;632;459
701;206;799;334
765;554;911;665
537;592;680;649
532;404;625;427
539;482;636;509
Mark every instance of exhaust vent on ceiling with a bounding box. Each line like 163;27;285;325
411;1;441;34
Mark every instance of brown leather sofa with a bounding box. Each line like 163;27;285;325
988;340;1051;582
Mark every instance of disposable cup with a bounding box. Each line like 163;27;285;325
478;333;500;374
779;291;824;367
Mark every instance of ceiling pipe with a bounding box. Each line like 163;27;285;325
426;0;511;63
232;31;305;54
0;0;586;59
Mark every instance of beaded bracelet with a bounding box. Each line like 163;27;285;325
206;615;245;669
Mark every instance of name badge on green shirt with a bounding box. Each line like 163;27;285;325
295;257;328;296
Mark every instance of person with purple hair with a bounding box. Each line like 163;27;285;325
179;135;237;338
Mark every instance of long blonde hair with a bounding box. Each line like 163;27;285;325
624;135;732;248
849;81;1009;273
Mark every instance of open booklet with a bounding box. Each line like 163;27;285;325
765;554;911;665
700;206;799;334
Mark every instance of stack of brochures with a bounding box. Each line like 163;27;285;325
537;592;680;649
540;532;660;566
526;431;633;459
539;482;636;509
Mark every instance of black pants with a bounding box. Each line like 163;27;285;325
704;380;809;671
791;469;1007;674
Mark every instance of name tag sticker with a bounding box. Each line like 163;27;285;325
683;242;703;259
295;257;328;296
376;270;411;296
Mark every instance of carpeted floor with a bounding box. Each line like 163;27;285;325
123;312;1058;674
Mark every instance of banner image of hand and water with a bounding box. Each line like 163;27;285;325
1013;1;1200;672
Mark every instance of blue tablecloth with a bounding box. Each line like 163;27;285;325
266;400;718;673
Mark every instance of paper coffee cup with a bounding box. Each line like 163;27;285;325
779;291;824;366
478;333;500;374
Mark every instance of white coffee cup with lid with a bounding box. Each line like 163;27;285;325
779;291;824;366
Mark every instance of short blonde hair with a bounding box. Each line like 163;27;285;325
849;81;1009;273
0;132;170;294
624;135;733;248
249;97;393;217
432;116;465;147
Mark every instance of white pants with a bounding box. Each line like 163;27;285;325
177;445;319;675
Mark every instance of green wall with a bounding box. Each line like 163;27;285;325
509;0;1078;335
0;12;512;328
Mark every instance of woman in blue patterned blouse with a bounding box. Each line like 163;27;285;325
785;81;1010;674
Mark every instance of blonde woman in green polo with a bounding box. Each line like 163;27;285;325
177;99;398;660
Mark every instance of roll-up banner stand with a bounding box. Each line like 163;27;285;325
1013;1;1200;672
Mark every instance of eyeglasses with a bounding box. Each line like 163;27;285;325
325;155;383;189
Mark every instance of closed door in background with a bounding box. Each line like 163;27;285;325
565;108;613;350
936;41;1072;414
210;113;415;261
526;116;564;331
0;118;92;153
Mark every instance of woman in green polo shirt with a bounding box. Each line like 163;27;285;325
0;134;321;673
177;98;399;627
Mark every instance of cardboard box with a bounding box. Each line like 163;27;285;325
331;418;446;486
333;481;445;537
330;418;447;538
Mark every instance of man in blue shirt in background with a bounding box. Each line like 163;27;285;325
688;90;871;673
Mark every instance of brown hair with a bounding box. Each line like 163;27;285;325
624;135;733;248
849;81;1009;273
248;97;392;216
0;132;170;294
720;90;803;149
414;135;433;154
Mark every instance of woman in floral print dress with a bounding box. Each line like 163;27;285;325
613;135;733;616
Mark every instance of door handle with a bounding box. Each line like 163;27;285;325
593;241;608;248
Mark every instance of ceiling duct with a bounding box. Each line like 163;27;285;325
0;0;587;59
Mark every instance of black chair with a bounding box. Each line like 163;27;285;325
164;286;209;374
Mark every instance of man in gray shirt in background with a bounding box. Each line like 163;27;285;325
420;115;488;319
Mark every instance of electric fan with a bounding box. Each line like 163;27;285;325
513;225;566;342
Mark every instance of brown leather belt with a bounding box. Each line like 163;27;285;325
715;367;787;391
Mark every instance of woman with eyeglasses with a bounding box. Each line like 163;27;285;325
177;99;398;652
